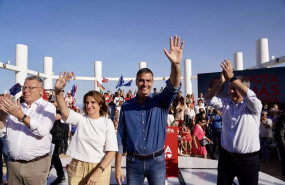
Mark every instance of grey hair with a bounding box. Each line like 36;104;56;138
236;76;250;88
25;75;44;87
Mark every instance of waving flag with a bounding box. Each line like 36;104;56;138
123;79;133;87
116;75;124;89
71;84;77;97
97;81;105;92
102;77;108;83
9;83;22;96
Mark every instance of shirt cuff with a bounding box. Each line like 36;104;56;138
165;79;181;93
29;117;38;132
246;88;257;98
117;145;124;154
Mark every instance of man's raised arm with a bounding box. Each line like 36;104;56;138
164;35;184;87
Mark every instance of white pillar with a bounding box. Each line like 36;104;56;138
139;61;146;69
184;59;192;95
44;57;53;90
233;52;243;70
94;61;102;91
15;44;28;99
256;38;269;68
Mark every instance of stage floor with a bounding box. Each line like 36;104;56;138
47;156;285;185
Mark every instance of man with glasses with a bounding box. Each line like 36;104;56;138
205;60;262;185
0;75;56;185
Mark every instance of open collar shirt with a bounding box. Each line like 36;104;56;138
205;89;262;154
6;97;56;160
117;79;180;154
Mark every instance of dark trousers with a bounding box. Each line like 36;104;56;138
50;139;64;178
0;136;9;180
217;148;259;185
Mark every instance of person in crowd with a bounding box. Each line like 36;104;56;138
54;72;118;185
152;88;158;96
172;91;184;116
275;109;285;180
175;99;185;127
104;91;111;105
49;99;66;185
115;35;184;185
205;59;262;185
65;90;76;109
181;121;192;155
124;90;133;102
167;105;175;127
197;92;205;106
185;93;191;104
209;109;222;154
199;111;215;159
190;93;196;107
259;110;273;162
192;115;213;159
0;76;56;185
262;103;269;114
194;99;206;114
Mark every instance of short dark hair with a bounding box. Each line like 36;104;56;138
136;68;153;79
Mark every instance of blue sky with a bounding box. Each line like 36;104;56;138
1;0;285;107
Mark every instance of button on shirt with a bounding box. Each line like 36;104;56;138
6;97;56;161
205;89;262;154
117;79;180;154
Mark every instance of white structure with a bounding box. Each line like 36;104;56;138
1;38;285;98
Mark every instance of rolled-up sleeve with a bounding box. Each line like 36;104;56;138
104;119;118;152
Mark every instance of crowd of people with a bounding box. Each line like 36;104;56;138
0;35;284;185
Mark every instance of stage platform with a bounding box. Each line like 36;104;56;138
47;156;285;185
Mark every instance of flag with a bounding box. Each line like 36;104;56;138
116;75;124;89
97;81;105;92
42;91;49;101
102;77;108;83
71;84;77;97
123;79;133;87
9;83;22;96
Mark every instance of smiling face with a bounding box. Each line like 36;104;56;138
22;79;44;106
136;72;154;98
84;96;101;118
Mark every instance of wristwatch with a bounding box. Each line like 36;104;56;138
230;76;238;82
18;114;27;122
98;165;105;173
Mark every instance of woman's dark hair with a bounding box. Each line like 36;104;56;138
83;91;108;116
196;114;205;124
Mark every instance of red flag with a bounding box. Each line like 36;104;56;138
42;91;49;101
102;77;108;83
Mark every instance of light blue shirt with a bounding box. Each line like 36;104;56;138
205;89;262;153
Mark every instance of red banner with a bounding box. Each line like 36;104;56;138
165;126;178;177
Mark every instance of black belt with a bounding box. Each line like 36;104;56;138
221;147;259;157
10;153;49;163
127;149;164;160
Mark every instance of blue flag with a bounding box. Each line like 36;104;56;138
116;75;124;89
9;83;22;96
123;79;133;87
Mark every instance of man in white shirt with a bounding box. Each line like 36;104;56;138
260;111;273;162
0;76;56;185
205;60;262;185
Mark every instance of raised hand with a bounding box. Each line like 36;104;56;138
163;35;184;65
54;72;72;92
0;94;22;118
221;59;234;81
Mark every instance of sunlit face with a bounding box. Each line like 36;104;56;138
136;73;153;97
229;81;243;103
84;96;100;117
22;79;44;106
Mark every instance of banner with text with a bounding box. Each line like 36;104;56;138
165;126;178;177
198;67;285;104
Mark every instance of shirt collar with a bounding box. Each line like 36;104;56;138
22;97;43;108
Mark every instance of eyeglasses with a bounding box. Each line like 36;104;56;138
22;86;42;91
